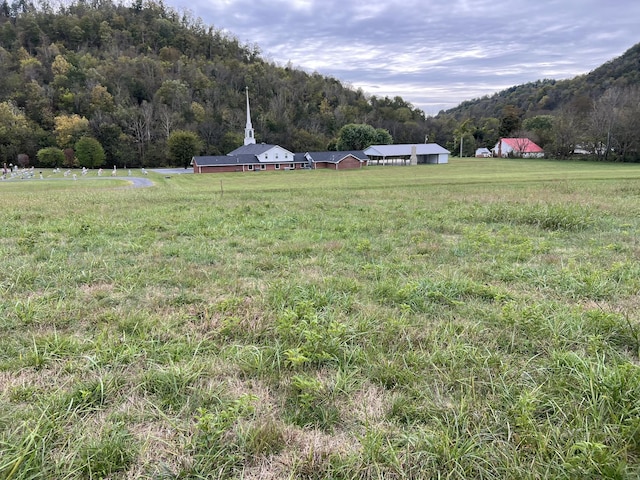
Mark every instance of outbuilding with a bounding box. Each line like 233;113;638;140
475;147;492;158
364;144;450;165
304;151;368;169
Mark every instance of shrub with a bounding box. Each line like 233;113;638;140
36;147;65;167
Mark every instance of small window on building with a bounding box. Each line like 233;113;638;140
248;165;254;171
275;153;279;159
290;163;295;169
275;164;280;170
265;154;268;159
260;164;266;170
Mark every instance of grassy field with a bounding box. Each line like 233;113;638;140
1;158;640;479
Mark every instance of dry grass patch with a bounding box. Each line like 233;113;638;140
79;281;117;297
127;421;191;478
338;381;388;424
224;377;277;410
268;427;360;478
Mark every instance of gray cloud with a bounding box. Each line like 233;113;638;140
172;0;640;114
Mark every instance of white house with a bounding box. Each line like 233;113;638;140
475;147;492;157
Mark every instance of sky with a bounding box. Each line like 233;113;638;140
169;0;640;116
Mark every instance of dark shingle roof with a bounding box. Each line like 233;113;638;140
306;151;367;163
193;154;259;167
227;143;277;156
193;153;308;167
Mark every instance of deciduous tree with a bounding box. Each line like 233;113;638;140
549;107;579;159
336;123;378;151
375;128;393;145
0;100;31;164
167;130;202;168
75;136;105;168
523;115;554;149
54;114;90;148
499;105;522;138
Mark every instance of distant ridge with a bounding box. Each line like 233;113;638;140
441;41;640;120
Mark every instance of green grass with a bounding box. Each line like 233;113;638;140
2;158;640;478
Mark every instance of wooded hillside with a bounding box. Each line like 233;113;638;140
445;42;640;121
425;42;640;161
0;0;428;167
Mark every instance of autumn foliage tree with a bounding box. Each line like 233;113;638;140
0;1;431;166
0;101;31;164
54;114;90;149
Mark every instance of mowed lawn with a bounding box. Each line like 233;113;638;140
2;158;640;479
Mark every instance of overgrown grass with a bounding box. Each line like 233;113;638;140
2;158;640;478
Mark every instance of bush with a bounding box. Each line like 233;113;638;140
37;147;65;167
16;153;29;168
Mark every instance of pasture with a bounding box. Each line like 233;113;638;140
1;158;640;479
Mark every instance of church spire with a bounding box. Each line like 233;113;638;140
244;86;256;145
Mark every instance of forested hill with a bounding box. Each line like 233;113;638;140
0;0;428;167
443;42;640;120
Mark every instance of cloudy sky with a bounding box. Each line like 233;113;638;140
170;0;640;115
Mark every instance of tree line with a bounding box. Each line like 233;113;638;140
0;0;426;168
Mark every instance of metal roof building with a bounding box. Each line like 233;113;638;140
364;144;450;165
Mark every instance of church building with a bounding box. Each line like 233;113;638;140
191;88;368;173
192;88;307;173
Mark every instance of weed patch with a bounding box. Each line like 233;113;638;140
476;202;596;231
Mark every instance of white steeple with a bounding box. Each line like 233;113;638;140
244;86;256;145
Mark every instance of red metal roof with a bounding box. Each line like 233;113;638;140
502;138;543;153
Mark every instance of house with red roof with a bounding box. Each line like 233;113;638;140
492;138;544;158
